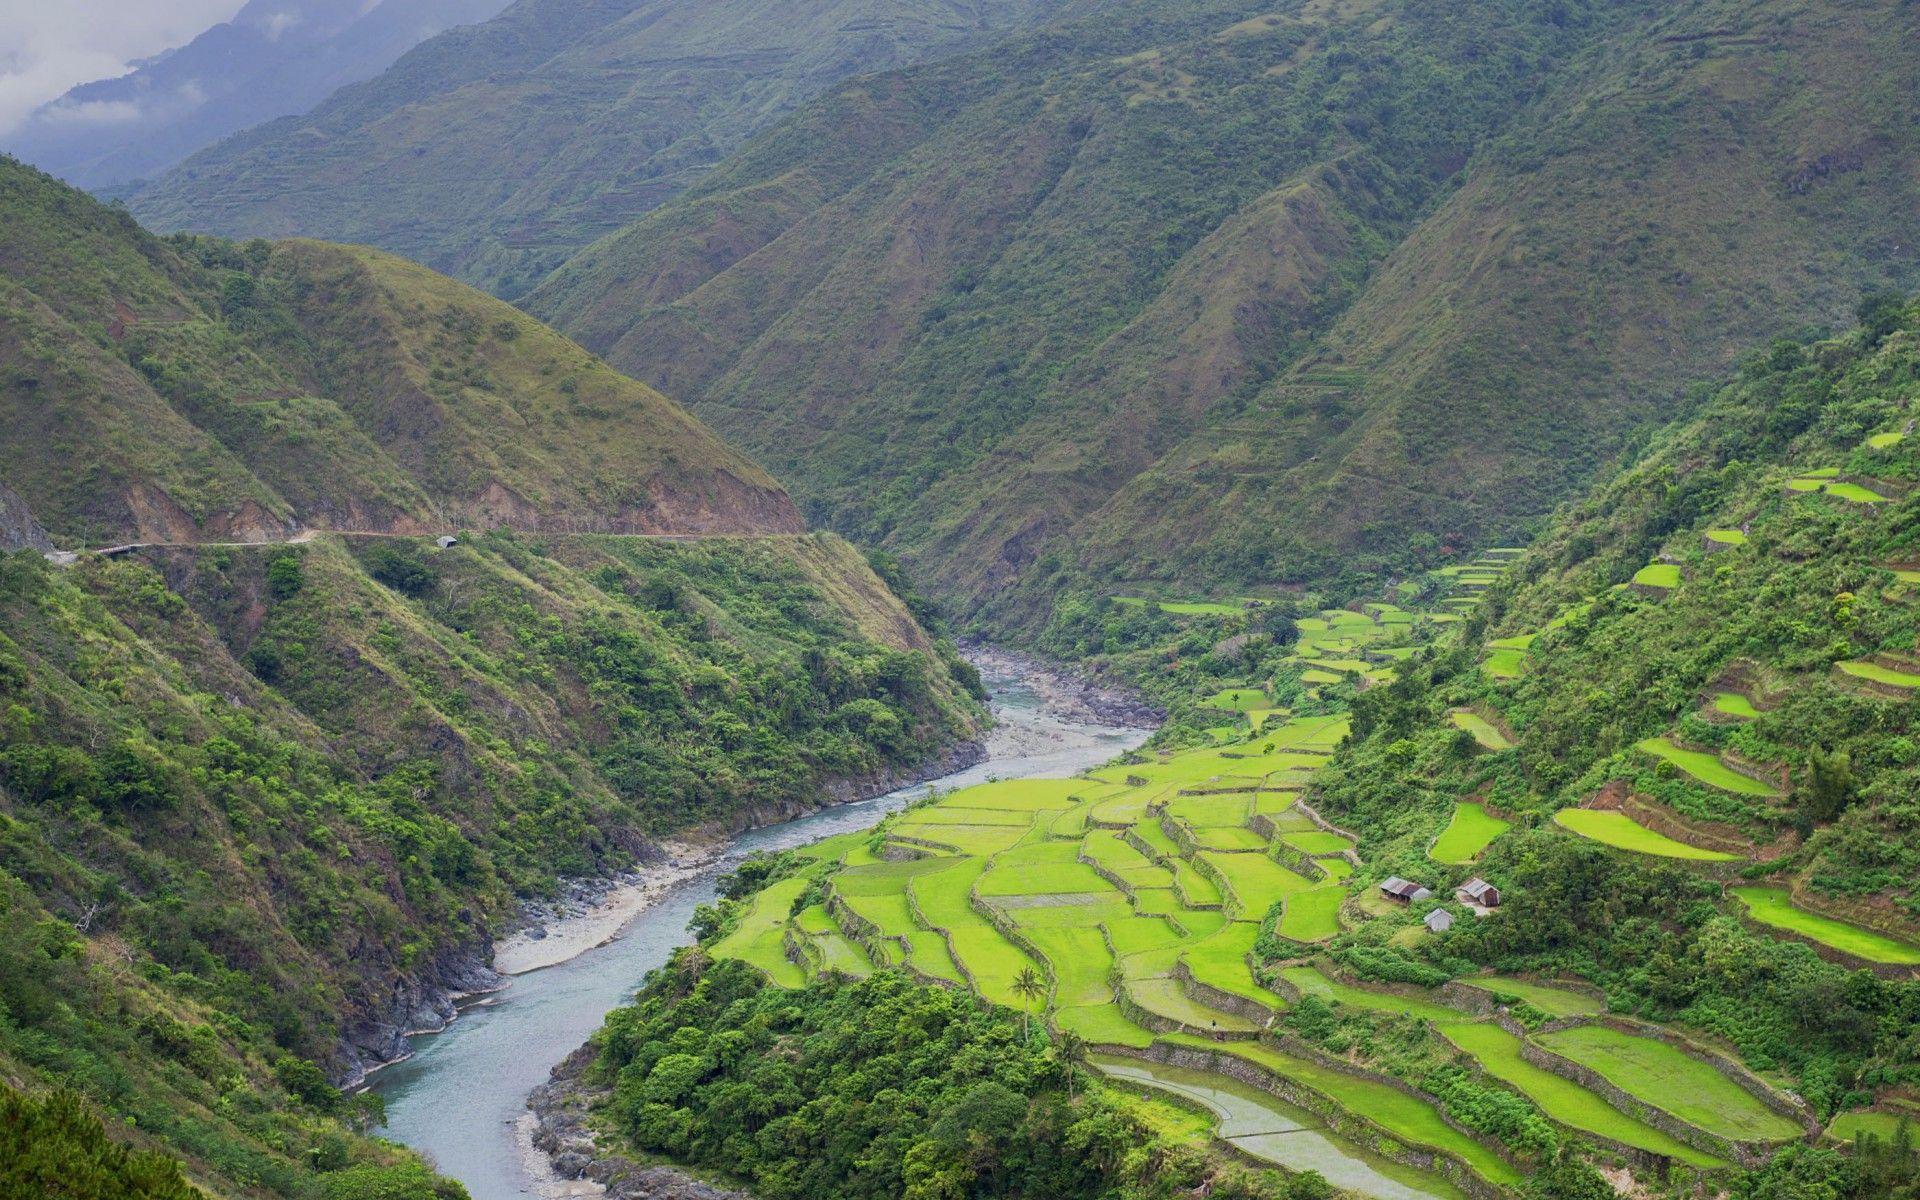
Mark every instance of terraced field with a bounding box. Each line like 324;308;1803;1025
1838;659;1920;689
1460;977;1601;1017
1534;1026;1803;1143
1731;888;1920;965
1430;801;1510;864
703;593;1804;1197
1711;691;1761;719
1448;710;1512;751
1439;1024;1728;1167
1635;737;1781;797
1553;809;1741;860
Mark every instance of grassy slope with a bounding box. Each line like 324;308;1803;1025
127;0;1096;297
533;0;1920;635
527;0;1634;617
0;155;798;549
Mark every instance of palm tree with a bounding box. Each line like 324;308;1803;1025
1055;1029;1089;1098
1011;966;1046;1037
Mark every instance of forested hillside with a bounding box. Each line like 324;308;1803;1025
0;157;983;1197
557;301;1920;1200
125;0;1104;297
1313;293;1920;1130
528;0;1920;633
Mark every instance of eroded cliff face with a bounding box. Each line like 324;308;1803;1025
0;481;53;552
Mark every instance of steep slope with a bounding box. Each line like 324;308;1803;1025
1074;0;1920;603
530;0;1920;633
125;0;1098;297
0;155;799;549
1314;294;1920;1113
0;155;983;1195
2;0;511;192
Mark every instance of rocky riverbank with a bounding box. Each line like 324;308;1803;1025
527;1045;750;1200
959;640;1163;729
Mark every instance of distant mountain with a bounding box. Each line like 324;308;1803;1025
126;0;1102;297
0;154;798;548
527;0;1920;632
4;0;510;192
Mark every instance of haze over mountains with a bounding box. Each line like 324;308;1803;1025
130;0;1920;635
127;0;1108;298
4;0;511;192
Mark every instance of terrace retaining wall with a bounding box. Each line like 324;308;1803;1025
1728;906;1920;980
1115;985;1255;1042
1171;958;1281;1026
1507;1015;1815;1166
1117;1043;1510;1200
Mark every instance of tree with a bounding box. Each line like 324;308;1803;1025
1011;967;1046;1037
1054;1029;1089;1097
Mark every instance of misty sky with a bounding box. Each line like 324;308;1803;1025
0;1;245;134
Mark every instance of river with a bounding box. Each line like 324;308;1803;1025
369;660;1147;1199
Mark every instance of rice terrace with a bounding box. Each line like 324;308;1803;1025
702;566;1898;1200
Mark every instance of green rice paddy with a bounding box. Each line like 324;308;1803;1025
1868;431;1907;449
1632;562;1682;589
1459;977;1602;1017
1448;710;1512;751
1429;802;1510;864
1826;482;1891;503
1830;1111;1915;1142
1282;831;1353;855
1711;691;1761;719
1636;736;1782;797
1276;886;1347;942
1483;648;1526;679
1535;1026;1801;1142
1730;888;1920;965
1439;1024;1727;1166
1552;809;1740;860
1838;659;1920;688
1705;529;1748;546
1204;687;1269;711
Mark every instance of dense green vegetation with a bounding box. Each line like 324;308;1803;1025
1308;298;1920;1137
0;153;983;1197
0;154;797;550
128;0;1087;296
513;0;1920;638
589;958;1282;1200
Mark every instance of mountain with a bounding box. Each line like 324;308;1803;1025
0;156;982;1195
536;297;1920;1200
3;0;511;192
0;155;800;550
1312;291;1920;1117
527;0;1920;634
124;0;1104;298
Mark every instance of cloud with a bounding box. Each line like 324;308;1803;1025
262;12;302;42
0;0;247;136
